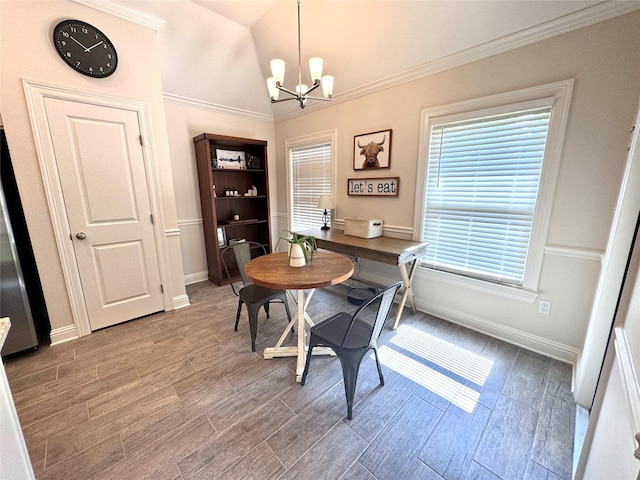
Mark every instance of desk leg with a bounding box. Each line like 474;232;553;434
391;258;419;330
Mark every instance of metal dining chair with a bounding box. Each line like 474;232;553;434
221;241;292;352
301;281;402;419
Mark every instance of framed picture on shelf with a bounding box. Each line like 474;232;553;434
216;149;246;169
247;154;261;169
353;129;392;170
217;227;226;247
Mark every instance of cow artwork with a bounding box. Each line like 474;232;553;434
353;129;392;170
358;135;386;169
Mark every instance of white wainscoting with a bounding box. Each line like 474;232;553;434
614;328;640;442
177;219;209;285
179;214;283;284
337;238;602;365
353;256;580;364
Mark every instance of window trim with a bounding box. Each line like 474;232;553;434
414;80;574;298
285;129;337;232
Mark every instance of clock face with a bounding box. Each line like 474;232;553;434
53;20;118;78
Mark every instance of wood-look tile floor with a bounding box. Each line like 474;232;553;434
4;281;576;480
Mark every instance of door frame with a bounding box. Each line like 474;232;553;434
574;101;640;408
22;79;171;338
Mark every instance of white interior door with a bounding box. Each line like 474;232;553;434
44;98;164;330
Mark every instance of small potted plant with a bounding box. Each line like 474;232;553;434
277;230;317;267
232;210;240;221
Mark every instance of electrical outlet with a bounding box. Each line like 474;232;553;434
538;300;552;315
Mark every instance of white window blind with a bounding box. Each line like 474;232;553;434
422;107;551;285
290;143;332;231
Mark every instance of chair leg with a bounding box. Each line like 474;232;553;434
300;340;316;386
246;304;262;352
234;300;243;332
372;346;385;386
339;350;367;420
263;302;270;318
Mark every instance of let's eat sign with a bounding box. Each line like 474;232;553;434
347;177;400;196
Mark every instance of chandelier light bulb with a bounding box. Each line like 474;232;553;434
322;75;334;98
309;57;323;83
270;59;285;85
266;77;279;100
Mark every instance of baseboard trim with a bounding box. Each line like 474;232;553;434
49;324;79;346
184;271;209;285
417;300;579;364
173;293;191;310
353;261;578;364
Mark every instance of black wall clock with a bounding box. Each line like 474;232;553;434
53;19;118;78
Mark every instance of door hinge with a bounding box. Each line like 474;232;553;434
160;284;164;293
150;214;154;224
138;135;143;146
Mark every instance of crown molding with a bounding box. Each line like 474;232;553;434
163;93;274;124
71;0;165;30
273;1;640;123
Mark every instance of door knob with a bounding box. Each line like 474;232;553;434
75;232;87;240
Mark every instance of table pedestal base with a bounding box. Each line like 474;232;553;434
263;289;335;382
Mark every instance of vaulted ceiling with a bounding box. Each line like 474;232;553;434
118;0;640;120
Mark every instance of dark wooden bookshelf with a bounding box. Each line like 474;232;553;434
193;133;271;285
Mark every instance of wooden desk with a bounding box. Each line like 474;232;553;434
303;229;428;329
245;251;354;382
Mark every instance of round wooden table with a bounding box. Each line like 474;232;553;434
245;251;354;381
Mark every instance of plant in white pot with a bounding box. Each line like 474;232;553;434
277;230;317;267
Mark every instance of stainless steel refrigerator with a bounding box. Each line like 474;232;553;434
1;129;47;356
1;185;38;355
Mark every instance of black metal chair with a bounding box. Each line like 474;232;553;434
221;241;292;352
301;281;402;419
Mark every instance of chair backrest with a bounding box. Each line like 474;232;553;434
338;281;403;351
221;241;267;294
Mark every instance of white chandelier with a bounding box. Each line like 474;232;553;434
266;0;334;109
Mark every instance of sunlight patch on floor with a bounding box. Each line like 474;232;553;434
389;324;494;386
378;345;481;413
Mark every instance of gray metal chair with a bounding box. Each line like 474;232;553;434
301;281;402;419
221;241;292;351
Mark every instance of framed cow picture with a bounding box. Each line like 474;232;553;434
353;129;392;170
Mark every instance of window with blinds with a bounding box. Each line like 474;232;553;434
290;143;332;232
421;107;552;286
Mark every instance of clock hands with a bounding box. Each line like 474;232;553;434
85;40;104;52
69;35;89;51
69;35;104;53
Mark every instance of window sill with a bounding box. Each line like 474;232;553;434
417;266;538;304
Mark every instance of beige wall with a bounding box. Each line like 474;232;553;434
273;12;640;362
163;100;276;284
1;0;639;368
0;1;186;333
